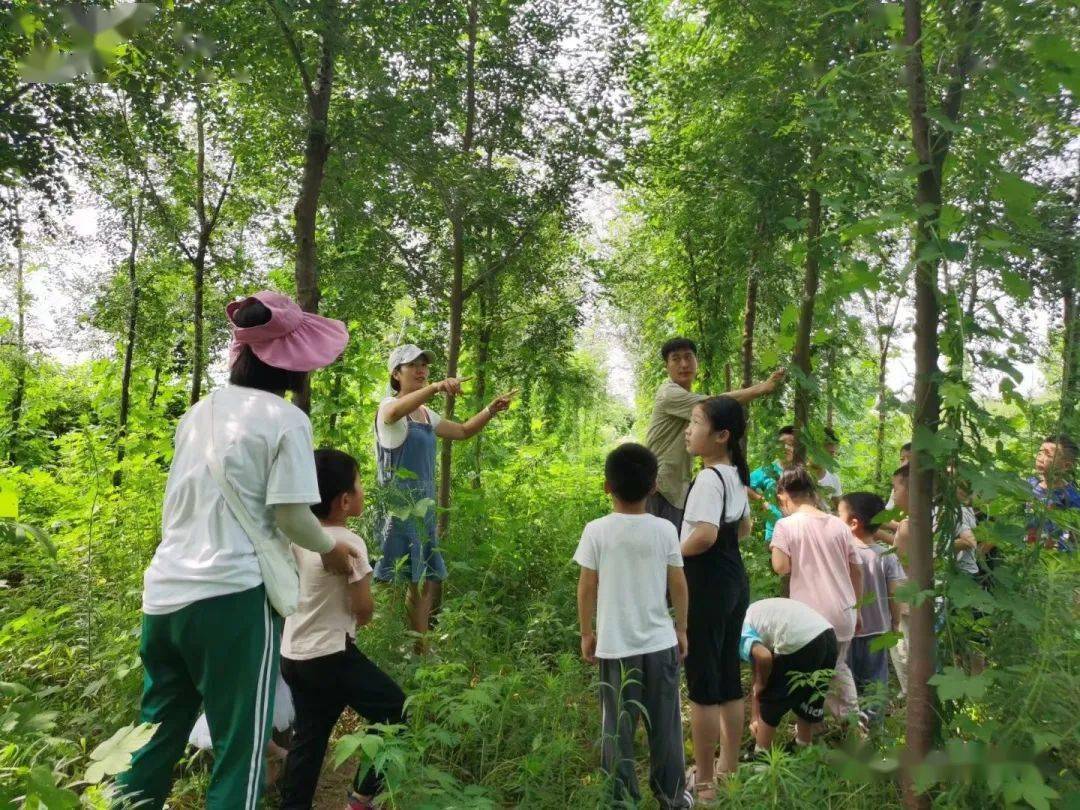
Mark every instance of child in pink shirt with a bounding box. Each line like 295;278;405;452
769;466;863;723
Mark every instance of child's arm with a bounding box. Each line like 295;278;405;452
849;560;864;634
667;566;689;661
577;567;599;664
771;547;791;576
750;644;773;726
894;518;910;560
681;521;718;557
737;514;752;541
887;578;903;632
954;526;977;552
348;573;375;626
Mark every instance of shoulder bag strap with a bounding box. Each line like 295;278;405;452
204;391;271;548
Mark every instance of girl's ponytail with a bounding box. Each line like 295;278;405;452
729;434;750;486
701;396;750;485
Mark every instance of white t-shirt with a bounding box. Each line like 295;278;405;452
818;470;843;500
744;597;833;655
680;463;750;542
573;513;683;659
142;385;321;615
376;396;442;449
282;526;372;660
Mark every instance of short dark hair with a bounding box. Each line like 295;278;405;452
778;425;796;437
605;442;658;503
824;427;839;443
389;374;401;392
661;337;697;362
776;465;816;496
229;299;307;394
1044;434;1078;463
892;464;910;480
840;491;887;531
312;448;360;519
901;442;912;452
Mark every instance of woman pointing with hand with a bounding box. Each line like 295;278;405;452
375;344;514;645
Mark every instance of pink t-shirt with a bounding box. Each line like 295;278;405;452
770;511;860;641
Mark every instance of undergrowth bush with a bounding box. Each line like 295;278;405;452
2;423;1078;808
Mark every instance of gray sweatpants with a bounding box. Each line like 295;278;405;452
599;646;690;809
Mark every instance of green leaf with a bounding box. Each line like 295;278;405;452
868;630;901;652
929;666;992;701
1000;270;1032;301
333;733;366;769
412;498;436;518
84;722;158;784
25;766;79;809
992;172;1041;227
942;240;966;261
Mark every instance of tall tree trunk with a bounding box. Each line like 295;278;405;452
902;0;981;804
685;237;711;388
875;340;890;488
190;246;206;406
8;198;26;462
824;345;835;430
1062;282;1079;425
741;219;766;389
327;364;344;433
472;280;494;489
292;19;336;414
148;360;162;410
114;187;145;487
437;0;478;538
190;98;208;406
741;275;758;389
792;167;823;459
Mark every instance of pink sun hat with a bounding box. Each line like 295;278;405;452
226;290;349;372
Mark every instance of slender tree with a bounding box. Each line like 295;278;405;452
902;0;983;805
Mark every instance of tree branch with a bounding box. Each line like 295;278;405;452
930;0;983;166
265;0;316;102
206;156;237;235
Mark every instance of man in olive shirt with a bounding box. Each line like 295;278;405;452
645;337;785;528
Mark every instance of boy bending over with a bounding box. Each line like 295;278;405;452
741;598;838;750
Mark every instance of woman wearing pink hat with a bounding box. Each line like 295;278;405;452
376;344;515;647
118;291;356;809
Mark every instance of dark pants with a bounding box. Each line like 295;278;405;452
599;646;690;810
280;642;406;809
848;634;889;725
646;492;683;533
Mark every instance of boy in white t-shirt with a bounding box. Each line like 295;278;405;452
280;450;406;810
574;443;691;810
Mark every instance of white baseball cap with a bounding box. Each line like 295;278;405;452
388;344;435;373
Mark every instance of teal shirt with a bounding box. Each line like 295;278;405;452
749;461;785;541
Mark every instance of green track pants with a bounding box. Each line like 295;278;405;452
115;585;282;809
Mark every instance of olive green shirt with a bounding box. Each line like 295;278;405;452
644;379;708;507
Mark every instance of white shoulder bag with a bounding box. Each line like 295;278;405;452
204;391;300;617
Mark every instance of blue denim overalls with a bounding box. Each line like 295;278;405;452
374;409;447;582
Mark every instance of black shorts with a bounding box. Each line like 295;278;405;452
685;588;749;705
758;629;838;728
